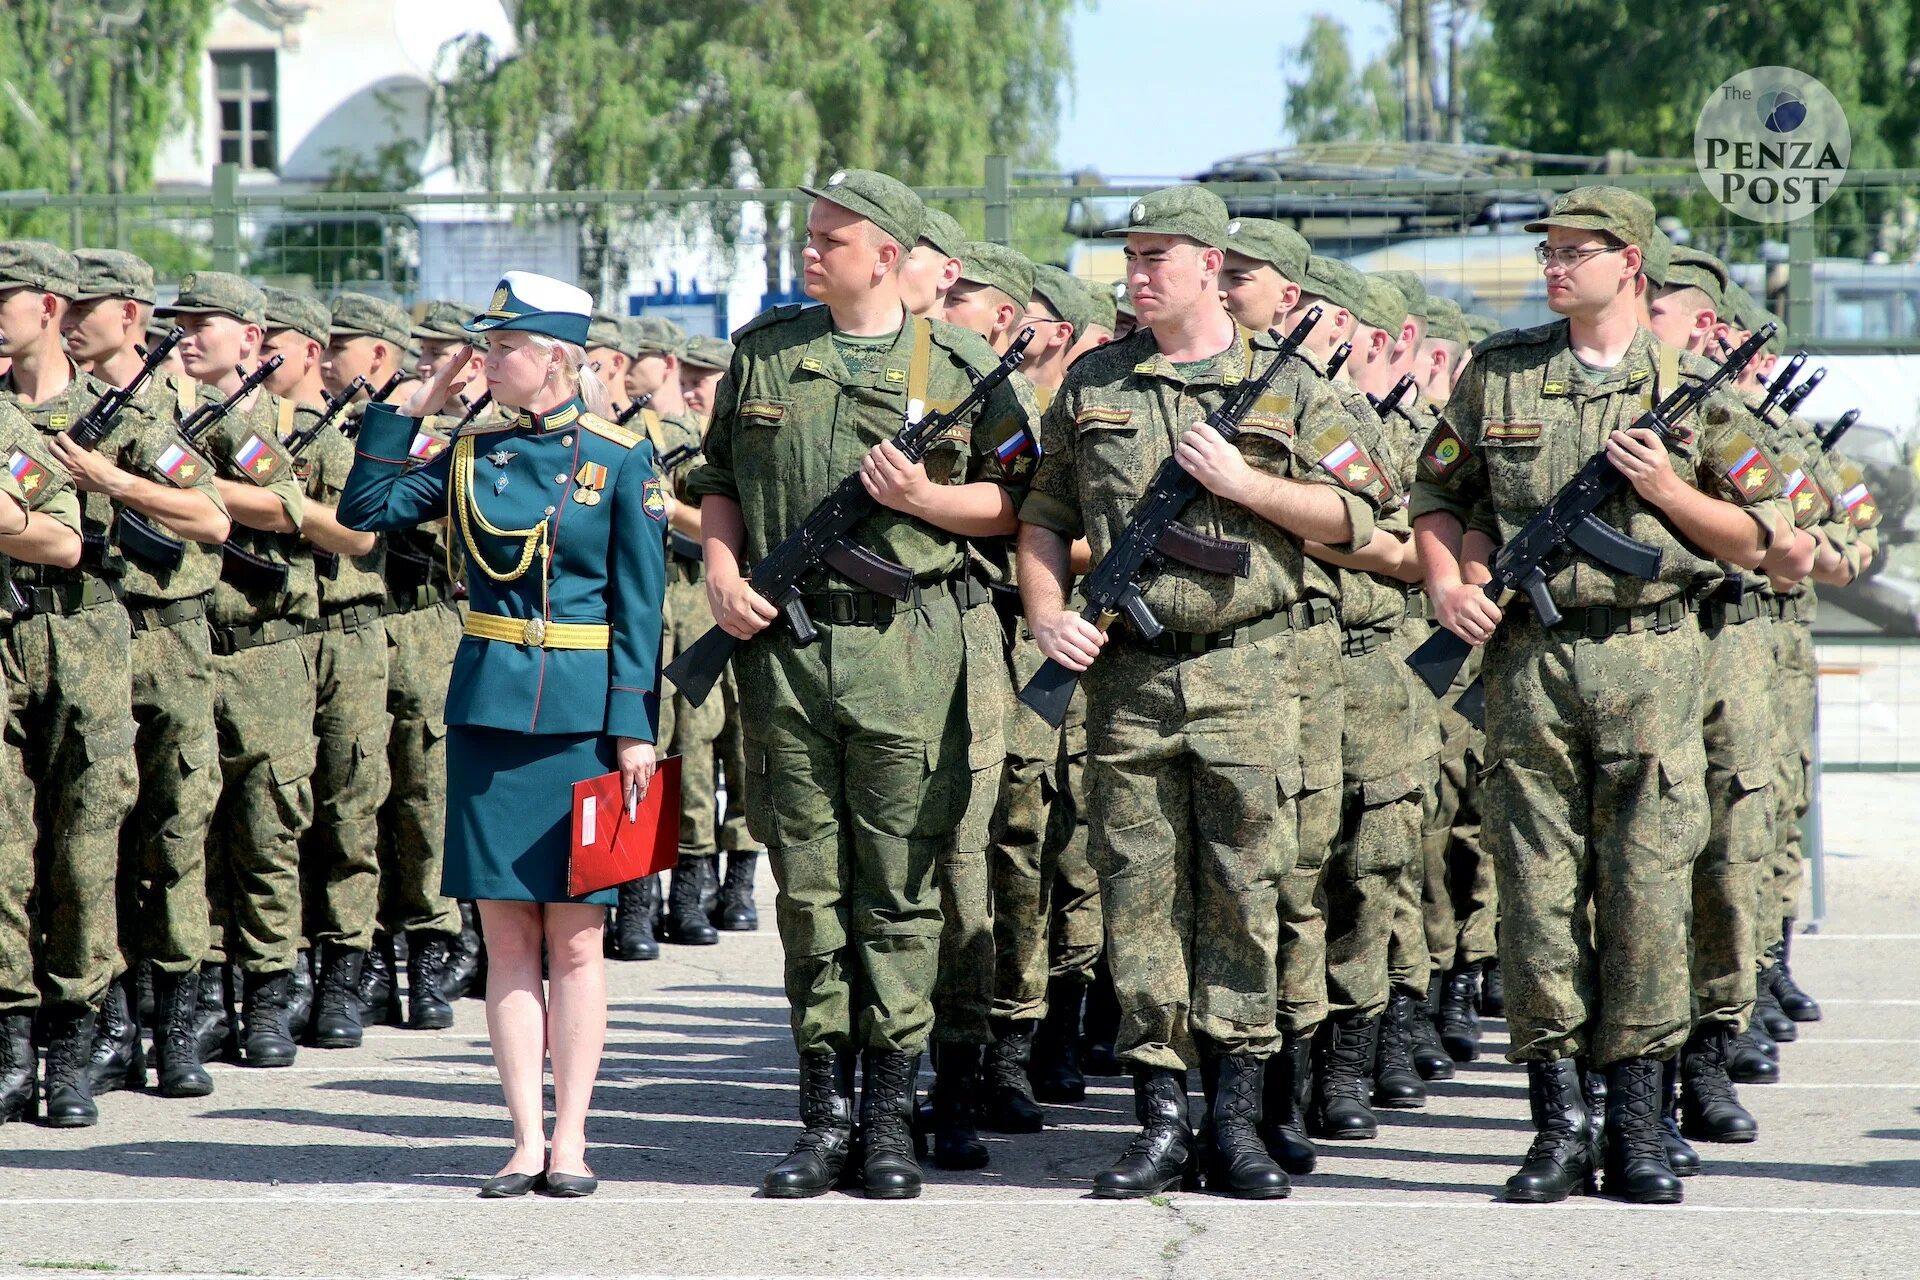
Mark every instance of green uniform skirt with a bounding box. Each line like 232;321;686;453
445;725;618;906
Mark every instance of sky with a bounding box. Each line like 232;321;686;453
1054;0;1394;181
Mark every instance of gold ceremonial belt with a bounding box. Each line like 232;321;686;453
463;613;610;650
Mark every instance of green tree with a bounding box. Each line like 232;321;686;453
1282;14;1403;143
0;1;217;239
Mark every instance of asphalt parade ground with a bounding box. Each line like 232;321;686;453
1;771;1917;1280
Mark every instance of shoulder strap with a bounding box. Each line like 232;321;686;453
1650;342;1681;413
906;313;933;418
277;396;297;439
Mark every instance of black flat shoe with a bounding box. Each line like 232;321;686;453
478;1171;541;1199
539;1169;598;1198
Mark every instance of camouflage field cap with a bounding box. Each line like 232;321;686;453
1465;312;1502;344
1374;269;1428;320
624;315;686;359
1665;246;1730;310
261;286;331;345
412;299;474;342
1719;281;1763;335
1032;264;1100;337
587;309;629;353
1357;275;1410;334
156;271;266;325
682;334;734;372
1641;229;1674;290
956;241;1035;305
72;249;156;304
918;207;967;260
1423;294;1469;346
1082;275;1118;332
1296;254;1368;319
0;241;80;298
1221;217;1310;280
329;291;412;349
1524;185;1658;256
800;168;926;251
1105;185;1231;250
1111;279;1134;319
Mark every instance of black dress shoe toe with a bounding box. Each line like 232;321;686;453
478;1171;540;1199
539;1170;598;1198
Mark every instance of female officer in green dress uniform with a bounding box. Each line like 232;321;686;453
339;272;667;1199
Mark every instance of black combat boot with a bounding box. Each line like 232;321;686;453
240;971;298;1067
1580;1060;1607;1150
1478;957;1505;1016
1092;1067;1196;1198
612;877;659;961
982;1018;1045;1132
1258;1031;1316;1175
194;963;237;1064
1201;1053;1289;1199
151;969;213;1098
1725;1025;1780;1084
407;933;455;1030
1409;974;1455;1080
1030;977;1087;1104
1309;1014;1379;1140
1603;1058;1683;1204
310;946;368;1049
88;972;145;1096
1753;979;1796;1043
1437;963;1482;1062
441;901;486;998
1504;1059;1595;1203
1770;927;1822;1022
1373;990;1427;1109
136;963;155;1030
0;1013;37;1123
698;853;721;919
1660;1055;1701;1177
712;852;760;931
43;1006;100;1128
858;1051;923;1199
660;855;719;945
1080;959;1122;1076
762;1050;856;1198
355;936;402;1027
926;1043;988;1170
1680;1022;1758;1143
287;949;315;1041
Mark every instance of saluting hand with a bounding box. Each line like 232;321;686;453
402;344;479;419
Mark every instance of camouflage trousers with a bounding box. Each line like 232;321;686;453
208;631;317;975
666;575;724;859
1046;698;1097;987
119;611;220;977
1758;619;1817;960
1482;616;1707;1067
1694;613;1776;1030
300;617;393;952
1325;633;1432;1019
1275;617;1341;1035
1399;641;1494;987
0;603;138;1014
716;670;756;854
739;594;970;1056
988;626;1066;1024
933;600;1007;1044
377;601;461;938
1086;631;1302;1070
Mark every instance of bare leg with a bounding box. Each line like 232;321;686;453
479;899;547;1179
544;902;608;1177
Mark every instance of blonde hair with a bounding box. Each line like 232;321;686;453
528;333;613;419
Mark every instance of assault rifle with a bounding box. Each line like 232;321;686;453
1368;374;1416;418
179;356;284;446
62;328;192;571
1324;342;1352;380
664;328;1036;708
1757;354;1807;419
1016;307;1324;728
1819;408;1860;453
452;392;493;432
616;393;654;427
283;377;369;459
656;441;700;474
1405;323;1775;729
1778;368;1825;418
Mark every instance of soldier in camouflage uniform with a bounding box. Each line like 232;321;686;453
158;272;320;1070
1021;187;1388;1200
54;249;233;1104
687;169;1032;1201
0;416;88;1123
0;243;149;1126
1412;188;1791;1205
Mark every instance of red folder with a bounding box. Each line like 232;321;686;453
569;755;682;898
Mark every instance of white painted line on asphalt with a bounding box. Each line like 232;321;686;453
1763;1082;1920;1088
1817;999;1920;1005
1796;933;1920;940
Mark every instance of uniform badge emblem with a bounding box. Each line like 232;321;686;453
8;450;45;496
1131;202;1146;223
826;170;847;187
486;448;517;469
491;284;510;312
409;432;447;462
154;442;201;485
1226;220;1242;235
233;433;284;482
642;477;668;522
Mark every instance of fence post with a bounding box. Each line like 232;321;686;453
1785;217;1815;343
210;163;241;274
984;154;1012;247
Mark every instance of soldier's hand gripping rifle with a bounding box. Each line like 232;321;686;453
663;328;1037;709
1406;323;1775;729
178;355;285;446
1016;306;1323;729
62;327;192;571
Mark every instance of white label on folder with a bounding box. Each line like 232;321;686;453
581;795;597;846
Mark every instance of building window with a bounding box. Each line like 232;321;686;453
214;51;277;172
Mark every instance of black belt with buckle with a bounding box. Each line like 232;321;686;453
210;615;308;655
1131;598;1335;659
1541;596;1693;640
311;601;386;635
128;595;210;634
